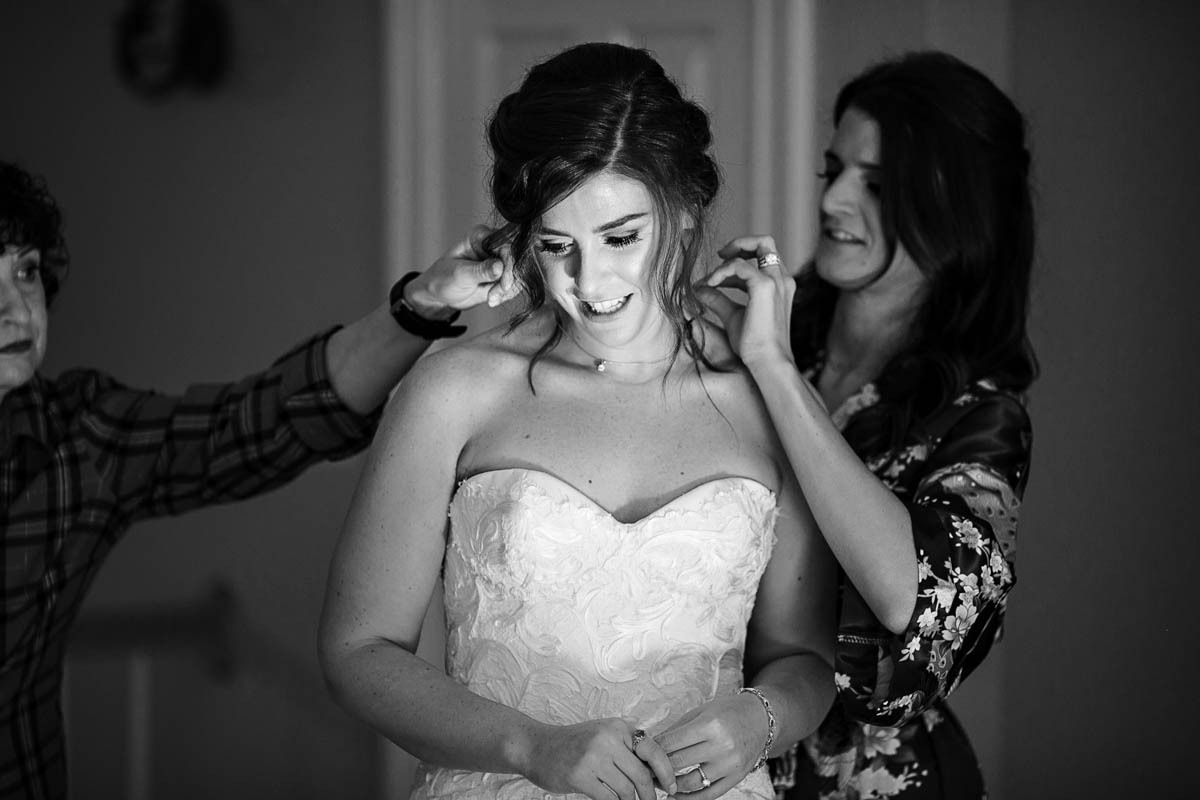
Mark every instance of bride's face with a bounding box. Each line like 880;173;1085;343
535;171;668;354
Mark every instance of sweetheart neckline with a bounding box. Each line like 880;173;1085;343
454;467;775;527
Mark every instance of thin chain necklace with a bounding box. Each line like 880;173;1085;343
567;334;674;374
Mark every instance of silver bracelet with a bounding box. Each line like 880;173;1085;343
737;686;776;771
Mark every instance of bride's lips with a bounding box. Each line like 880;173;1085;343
0;339;32;355
578;294;633;319
823;227;865;245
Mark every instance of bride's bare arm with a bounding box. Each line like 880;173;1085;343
318;348;525;767
741;474;837;746
317;346;672;800
655;472;836;797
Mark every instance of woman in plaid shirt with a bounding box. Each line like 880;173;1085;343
0;160;516;800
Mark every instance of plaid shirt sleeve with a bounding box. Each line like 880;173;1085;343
1;326;382;800
78;326;380;522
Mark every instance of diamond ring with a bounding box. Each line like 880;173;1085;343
756;252;782;269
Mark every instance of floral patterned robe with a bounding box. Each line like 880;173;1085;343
777;376;1032;800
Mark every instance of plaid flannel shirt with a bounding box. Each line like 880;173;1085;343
0;329;378;799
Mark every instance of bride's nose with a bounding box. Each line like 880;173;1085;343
571;249;615;298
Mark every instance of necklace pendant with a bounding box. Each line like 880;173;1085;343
594;359;607;373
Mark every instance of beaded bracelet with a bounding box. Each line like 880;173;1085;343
737;686;776;771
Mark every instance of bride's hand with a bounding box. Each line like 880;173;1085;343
653;693;772;800
522;718;675;800
695;235;796;372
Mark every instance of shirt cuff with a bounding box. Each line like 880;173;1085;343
274;326;381;459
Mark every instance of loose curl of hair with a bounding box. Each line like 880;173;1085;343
483;43;721;386
791;50;1039;454
1;161;69;306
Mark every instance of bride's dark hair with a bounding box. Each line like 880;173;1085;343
484;42;721;380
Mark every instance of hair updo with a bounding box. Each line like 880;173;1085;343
485;42;721;372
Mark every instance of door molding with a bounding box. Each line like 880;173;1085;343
383;0;820;289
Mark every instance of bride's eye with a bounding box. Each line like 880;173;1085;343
606;231;641;249
536;240;572;256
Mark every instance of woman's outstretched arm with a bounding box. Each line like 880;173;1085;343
323;225;517;414
698;236;918;634
699;236;1032;727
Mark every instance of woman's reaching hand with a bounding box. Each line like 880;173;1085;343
406;224;520;315
696;235;796;372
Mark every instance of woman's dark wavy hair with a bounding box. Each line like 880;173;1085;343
484;43;721;384
0;161;69;306
791;50;1039;454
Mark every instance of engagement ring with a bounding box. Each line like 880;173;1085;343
756;252;782;269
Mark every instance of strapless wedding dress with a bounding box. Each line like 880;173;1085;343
411;468;779;800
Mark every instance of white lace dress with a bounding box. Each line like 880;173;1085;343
410;468;779;800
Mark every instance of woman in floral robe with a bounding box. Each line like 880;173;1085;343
699;51;1036;799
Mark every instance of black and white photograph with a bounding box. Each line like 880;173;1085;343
2;2;1196;798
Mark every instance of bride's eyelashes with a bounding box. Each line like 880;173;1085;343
536;240;572;256
605;231;642;249
534;231;644;257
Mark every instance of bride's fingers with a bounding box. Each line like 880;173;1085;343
634;736;677;796
612;750;656;800
665;741;712;779
674;761;718;796
594;772;634;800
656;723;708;770
716;234;780;262
676;764;734;800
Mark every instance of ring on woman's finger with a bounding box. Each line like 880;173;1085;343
696;764;712;789
756;252;782;269
631;728;647;749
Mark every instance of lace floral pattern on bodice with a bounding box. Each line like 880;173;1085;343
411;468;779;800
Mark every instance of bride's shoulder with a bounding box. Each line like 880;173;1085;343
401;311;551;395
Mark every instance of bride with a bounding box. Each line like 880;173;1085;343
319;43;834;800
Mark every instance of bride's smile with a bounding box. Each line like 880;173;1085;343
536;170;676;359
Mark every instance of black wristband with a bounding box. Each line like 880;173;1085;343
388;271;467;340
